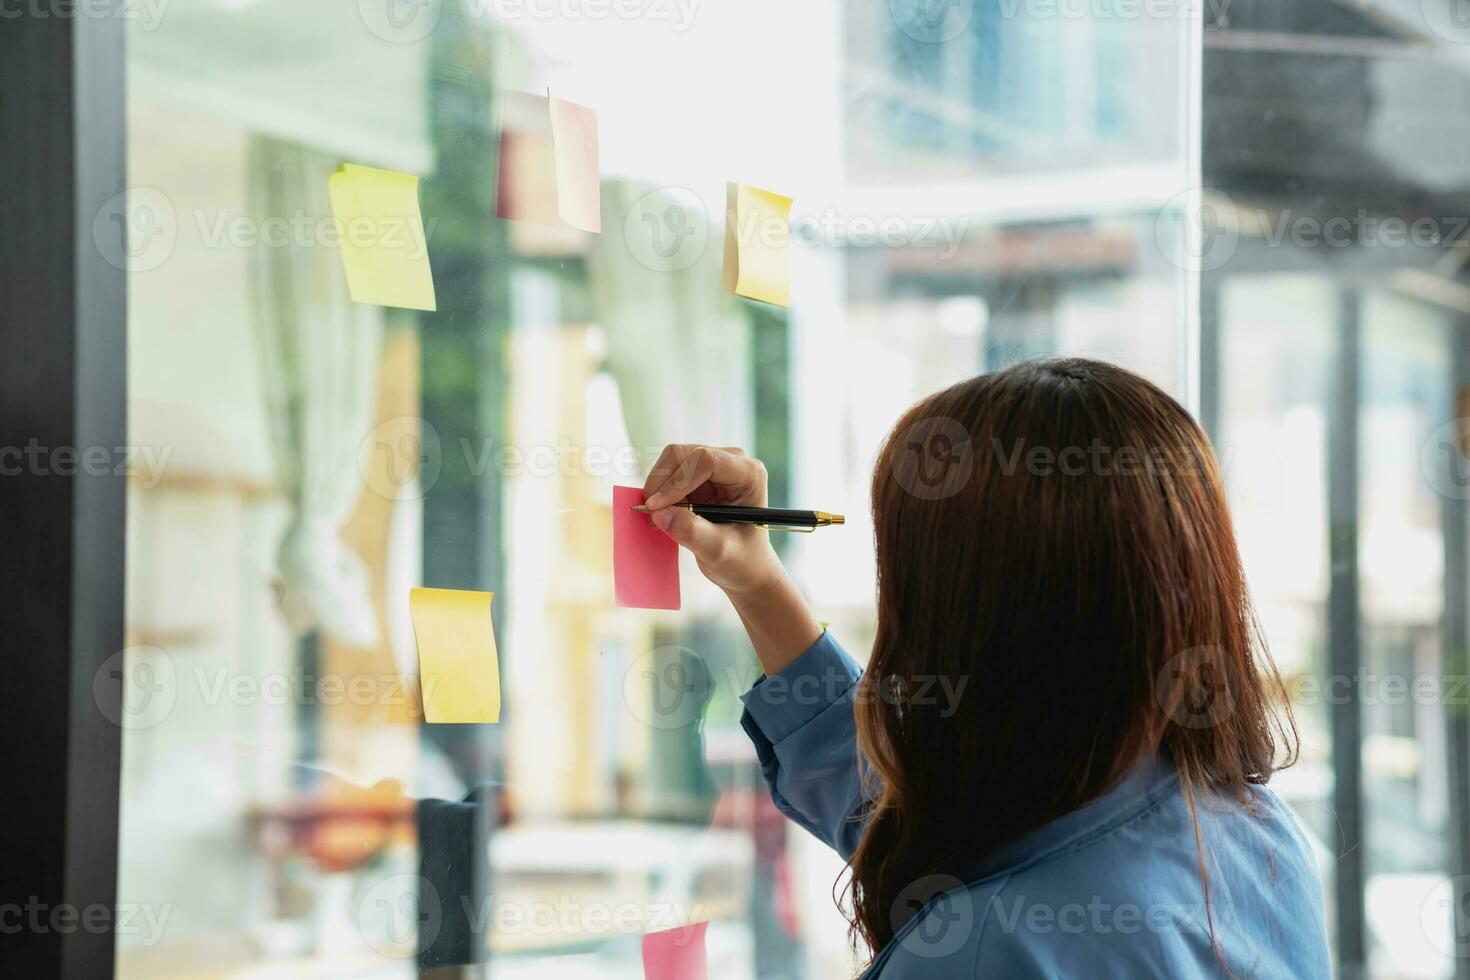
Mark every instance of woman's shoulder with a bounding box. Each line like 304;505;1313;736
871;773;1330;978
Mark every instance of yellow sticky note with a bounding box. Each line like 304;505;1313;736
723;182;792;308
328;163;437;312
548;94;601;233
409;587;501;724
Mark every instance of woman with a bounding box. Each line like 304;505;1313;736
641;359;1330;978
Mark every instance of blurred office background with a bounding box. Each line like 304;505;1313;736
113;0;1469;976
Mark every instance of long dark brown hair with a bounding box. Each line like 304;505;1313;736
846;358;1297;961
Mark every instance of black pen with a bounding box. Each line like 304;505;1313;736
632;502;845;531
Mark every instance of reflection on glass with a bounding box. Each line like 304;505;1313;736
1360;294;1453;979
1216;273;1337;938
117;2;1190;976
1204;10;1470;975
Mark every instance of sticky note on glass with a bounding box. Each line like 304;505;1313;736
723;182;792;308
641;921;708;980
496;91;601;233
548;95;601;233
613;486;681;610
328;164;437;312
408;588;501;723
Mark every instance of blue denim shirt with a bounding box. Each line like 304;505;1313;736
739;631;1332;978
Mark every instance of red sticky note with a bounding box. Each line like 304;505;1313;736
641;921;708;980
613;486;681;610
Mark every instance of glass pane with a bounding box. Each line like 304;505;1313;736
1216;273;1336;831
1360;293;1455;979
1205;10;1470;979
117;3;1192;977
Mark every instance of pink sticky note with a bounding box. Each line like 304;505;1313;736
496;91;559;228
641;921;708;980
548;94;601;233
613;486;681;610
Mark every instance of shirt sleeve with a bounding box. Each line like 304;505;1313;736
739;630;871;859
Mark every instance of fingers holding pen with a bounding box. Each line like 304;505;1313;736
643;444;767;509
649;505;724;565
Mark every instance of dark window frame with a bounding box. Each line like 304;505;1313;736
0;10;128;979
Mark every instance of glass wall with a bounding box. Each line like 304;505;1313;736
113;1;1193;977
105;1;1470;977
1206;3;1470;977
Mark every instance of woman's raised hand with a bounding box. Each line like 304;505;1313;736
642;443;823;674
642;444;784;597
